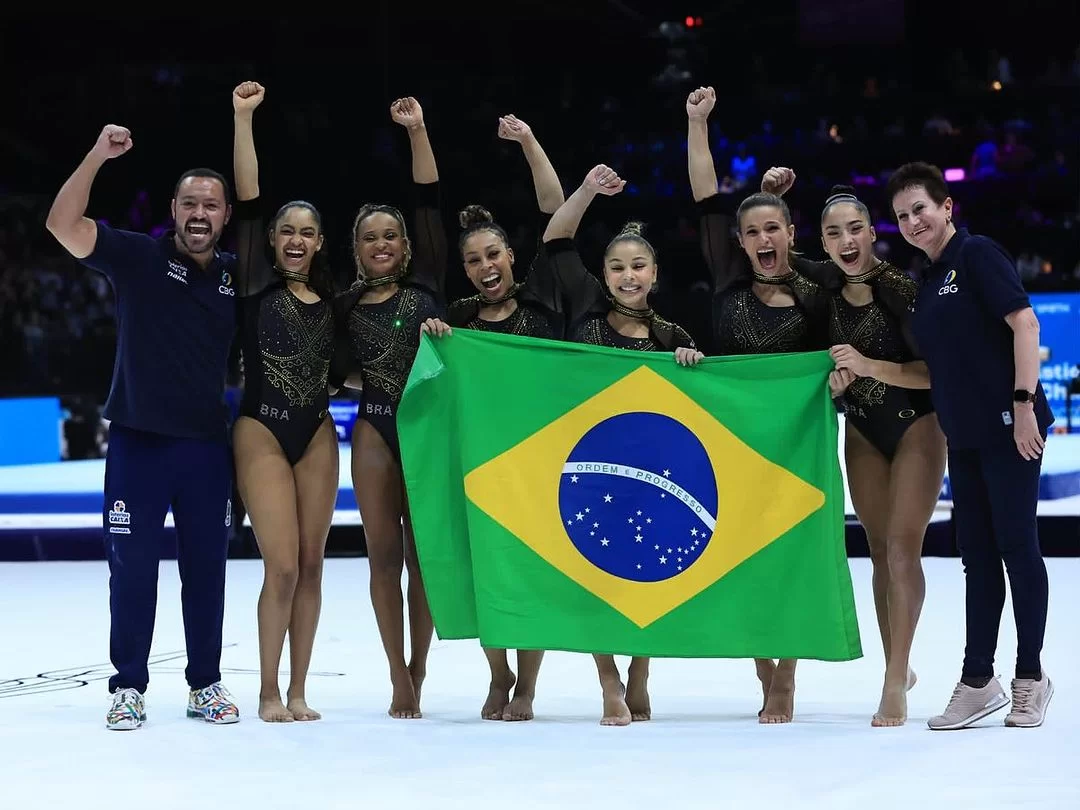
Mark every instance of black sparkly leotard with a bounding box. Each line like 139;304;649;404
233;198;335;466
696;193;830;356
543;237;695;351
447;213;562;340
331;182;447;462
795;257;935;460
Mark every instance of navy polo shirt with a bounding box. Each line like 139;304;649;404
910;228;1053;448
80;223;238;442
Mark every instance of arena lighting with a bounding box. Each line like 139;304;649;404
943;167;966;182
683;14;703;27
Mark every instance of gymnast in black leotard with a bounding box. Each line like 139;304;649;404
329;96;447;721
230;81;340;724
686;86;830;727
769;173;947;727
423;113;565;724
540;163;699;729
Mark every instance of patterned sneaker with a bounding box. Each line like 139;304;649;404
1005;672;1054;728
187;682;240;724
106;687;146;730
927;678;1009;730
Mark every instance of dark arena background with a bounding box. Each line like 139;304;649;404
2;3;1078;807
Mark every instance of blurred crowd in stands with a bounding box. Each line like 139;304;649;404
2;19;1078;409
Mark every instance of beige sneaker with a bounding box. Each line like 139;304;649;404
928;678;1009;730
1004;673;1054;728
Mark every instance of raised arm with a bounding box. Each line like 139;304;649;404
686;87;718;204
686;87;742;295
231;81;276;298
232;81;263;202
45;125;133;258
543;165;625;325
391;97;447;303
498;114;564;214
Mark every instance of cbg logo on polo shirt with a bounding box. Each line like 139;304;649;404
938;269;958;296
219;271;235;297
167;259;189;285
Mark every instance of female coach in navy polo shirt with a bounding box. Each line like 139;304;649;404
886;162;1054;731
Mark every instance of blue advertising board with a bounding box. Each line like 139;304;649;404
1033;292;1080;432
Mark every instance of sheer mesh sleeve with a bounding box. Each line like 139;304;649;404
545;237;605;328
520;212;558;312
233;197;275;299
697;193;743;296
407;181;448;305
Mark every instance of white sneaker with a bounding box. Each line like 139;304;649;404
1005;672;1054;728
927;678;1009;730
106;687;146;730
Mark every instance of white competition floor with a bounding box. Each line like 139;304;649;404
2;557;1078;809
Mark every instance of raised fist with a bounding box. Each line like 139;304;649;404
497;114;533;142
584;164;626;196
686;86;716;120
761;167;796;196
92;125;133;161
233;81;265;114
390;97;424;130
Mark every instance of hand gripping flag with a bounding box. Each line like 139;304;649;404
397;330;861;660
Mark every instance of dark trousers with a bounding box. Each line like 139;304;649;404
948;440;1048;681
103;425;233;693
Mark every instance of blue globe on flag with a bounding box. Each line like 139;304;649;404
557;412;718;583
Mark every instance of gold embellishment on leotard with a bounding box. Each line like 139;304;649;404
844;261;885;285
609;300;654;320
846;376;887;408
721;288;808;353
874;262;918;300
467;306;553;337
579;317;659;351
260;290;334;407
753;268;798;286
276;268;314;288
346;285;436;405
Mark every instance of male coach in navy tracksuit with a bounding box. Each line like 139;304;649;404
47;124;241;730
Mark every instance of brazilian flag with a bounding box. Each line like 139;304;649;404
398;330;861;660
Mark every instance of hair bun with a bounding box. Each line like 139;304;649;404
618;220;646;238
829;183;857;197
459;204;493;230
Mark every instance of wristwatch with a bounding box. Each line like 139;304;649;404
1013;389;1038;404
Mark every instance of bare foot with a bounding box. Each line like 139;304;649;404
502;693;535;721
872;669;912;727
755;658;776;716
871;683;907;727
286;696;321;722
409;661;426;705
259;694;294;723
625;674;651;721
600;678;631;726
389;673;421;719
482;672;515;720
907;668;917;691
760;666;794;724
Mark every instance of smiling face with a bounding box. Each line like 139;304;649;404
821;201;876;276
171;176;230;258
737;204;795;276
461;229;515;300
271;205;323;275
891;185;953;260
354;210;410;278
603;238;657;310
